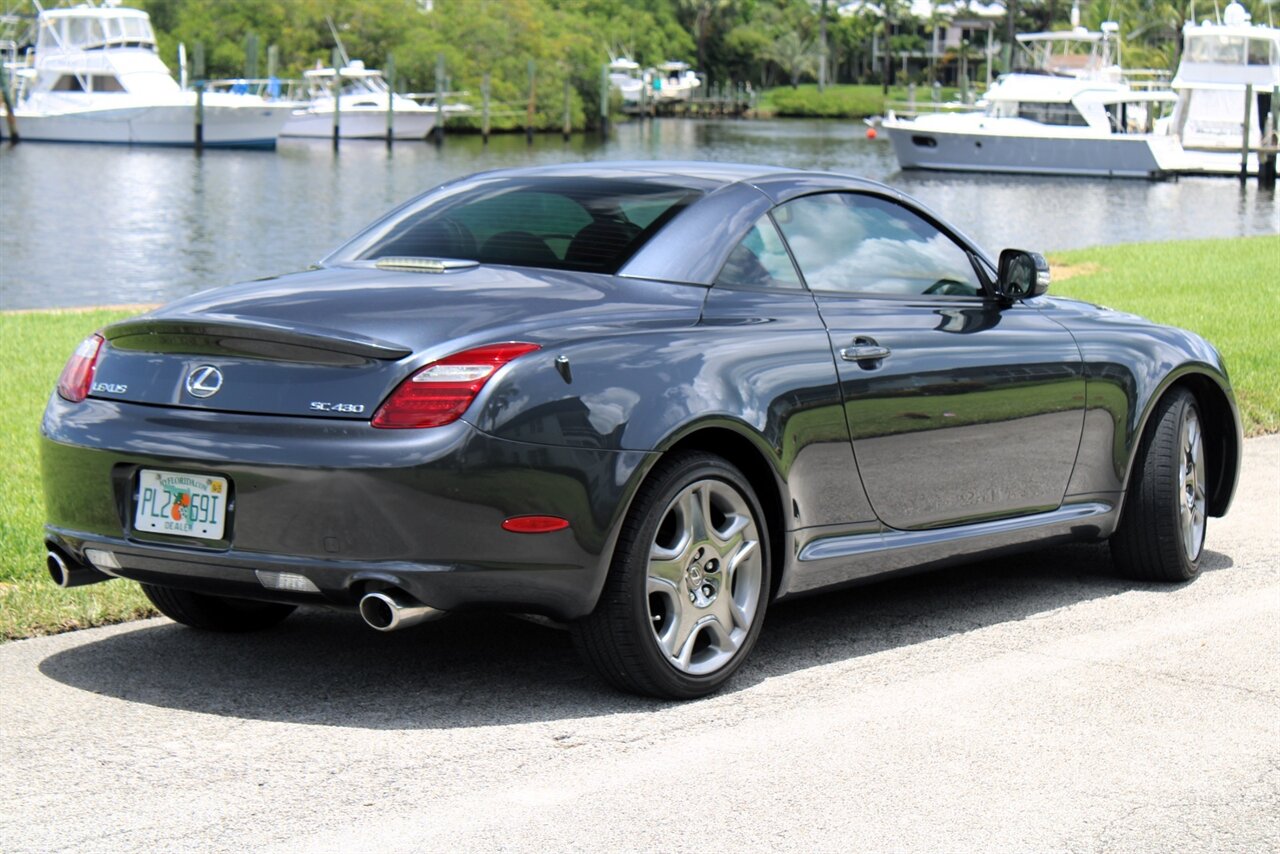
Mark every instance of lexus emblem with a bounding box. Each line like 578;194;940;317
185;365;224;398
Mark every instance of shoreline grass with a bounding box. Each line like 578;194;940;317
2;235;1275;641
757;83;961;119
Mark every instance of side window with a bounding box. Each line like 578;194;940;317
774;193;984;297
714;215;802;290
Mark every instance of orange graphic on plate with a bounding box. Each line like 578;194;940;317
169;492;191;521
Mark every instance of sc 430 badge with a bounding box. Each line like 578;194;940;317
310;401;366;414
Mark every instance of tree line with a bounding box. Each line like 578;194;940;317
16;0;1274;125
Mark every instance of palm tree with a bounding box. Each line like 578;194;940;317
678;0;735;72
766;31;820;88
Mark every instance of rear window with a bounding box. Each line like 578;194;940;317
348;177;700;274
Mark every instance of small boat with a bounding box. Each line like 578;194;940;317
652;61;701;103
1162;2;1280;175
880;24;1183;178
280;60;438;140
0;3;292;148
607;57;644;107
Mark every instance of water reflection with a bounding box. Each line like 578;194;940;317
1;119;1276;310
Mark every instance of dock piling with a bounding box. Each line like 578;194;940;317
599;64;609;139
1241;84;1253;184
481;72;491;144
0;64;19;143
385;52;395;147
193;81;204;153
433;53;445;145
526;60;536;144
331;47;342;150
562;76;571;141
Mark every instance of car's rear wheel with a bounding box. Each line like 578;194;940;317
1111;388;1206;582
141;583;296;632
573;452;771;700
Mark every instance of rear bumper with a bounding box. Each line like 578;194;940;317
41;396;654;620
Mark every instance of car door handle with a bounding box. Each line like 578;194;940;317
840;342;891;364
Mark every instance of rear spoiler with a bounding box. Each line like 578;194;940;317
103;314;413;361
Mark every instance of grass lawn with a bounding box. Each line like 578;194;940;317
1;234;1275;640
0;309;155;640
758;83;960;118
1050;235;1279;436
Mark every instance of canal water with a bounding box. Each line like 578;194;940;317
1;118;1276;310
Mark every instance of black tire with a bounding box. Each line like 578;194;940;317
141;583;296;632
1111;388;1206;582
572;451;771;700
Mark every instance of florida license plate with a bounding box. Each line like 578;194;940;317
134;469;228;540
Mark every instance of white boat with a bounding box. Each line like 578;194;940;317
881;25;1183;178
652;61;701;102
281;60;437;140
607;57;645;107
1162;2;1280;175
0;3;292;149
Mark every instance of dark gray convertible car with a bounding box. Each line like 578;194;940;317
42;162;1241;699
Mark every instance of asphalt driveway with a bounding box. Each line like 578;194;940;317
2;436;1277;852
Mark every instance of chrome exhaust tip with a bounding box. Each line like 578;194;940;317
46;548;112;589
46;550;70;587
358;589;445;632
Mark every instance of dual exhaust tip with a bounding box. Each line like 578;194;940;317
358;588;445;632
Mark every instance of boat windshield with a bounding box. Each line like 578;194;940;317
1185;34;1276;66
336;177;701;274
37;13;157;53
342;75;389;96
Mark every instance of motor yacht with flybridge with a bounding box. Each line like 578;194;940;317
0;2;292;148
880;19;1182;178
1161;1;1280;175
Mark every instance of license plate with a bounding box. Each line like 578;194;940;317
134;469;228;540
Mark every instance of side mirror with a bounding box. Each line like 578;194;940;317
997;249;1051;300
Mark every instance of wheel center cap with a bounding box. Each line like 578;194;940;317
686;563;704;585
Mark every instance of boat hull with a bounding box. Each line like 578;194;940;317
883;123;1174;179
280;109;437;140
0;103;290;149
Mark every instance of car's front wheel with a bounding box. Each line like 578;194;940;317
141;584;296;632
1111;388;1207;582
573;452;771;699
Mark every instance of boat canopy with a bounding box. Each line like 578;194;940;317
35;7;157;55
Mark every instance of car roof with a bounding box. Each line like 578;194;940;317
464;160;893;195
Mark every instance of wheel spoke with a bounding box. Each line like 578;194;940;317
709;512;749;550
680;487;710;546
668;612;703;668
723;537;759;587
702;616;741;656
648;562;683;597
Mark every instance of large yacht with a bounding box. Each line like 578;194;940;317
880;25;1183;178
0;3;292;148
1164;2;1280;175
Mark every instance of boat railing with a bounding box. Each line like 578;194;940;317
883;100;981;119
1124;69;1174;91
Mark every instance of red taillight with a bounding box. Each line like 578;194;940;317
56;334;104;403
372;342;540;429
